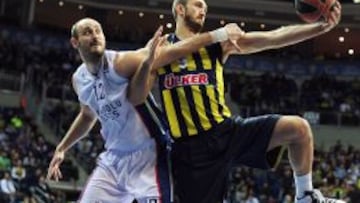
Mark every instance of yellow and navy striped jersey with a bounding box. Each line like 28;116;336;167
157;34;231;139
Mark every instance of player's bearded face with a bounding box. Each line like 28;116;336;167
77;25;106;59
184;7;204;33
80;36;105;58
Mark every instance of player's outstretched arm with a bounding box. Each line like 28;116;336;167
222;1;341;57
113;23;243;79
128;26;165;105
47;78;97;181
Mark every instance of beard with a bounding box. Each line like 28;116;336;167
80;43;105;62
89;46;105;58
184;12;204;33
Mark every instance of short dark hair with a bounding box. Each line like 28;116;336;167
71;23;78;38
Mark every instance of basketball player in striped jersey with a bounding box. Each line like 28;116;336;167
46;18;242;203
155;0;345;203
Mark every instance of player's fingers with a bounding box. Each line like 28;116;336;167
54;169;61;181
55;168;62;180
150;28;164;51
58;169;63;179
329;7;339;24
149;39;160;59
152;26;163;42
230;39;241;52
325;7;336;24
333;5;340;14
159;36;167;47
334;6;341;22
46;169;53;180
331;2;340;21
47;167;57;180
335;1;341;10
146;26;163;50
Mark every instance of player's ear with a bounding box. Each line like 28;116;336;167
70;37;79;49
176;3;186;18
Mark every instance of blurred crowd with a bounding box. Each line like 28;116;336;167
0;107;78;203
226;72;360;125
1;24;360;203
1;25;359;125
227;141;360;203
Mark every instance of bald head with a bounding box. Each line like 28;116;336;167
70;17;106;62
71;18;102;39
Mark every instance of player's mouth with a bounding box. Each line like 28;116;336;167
90;41;102;47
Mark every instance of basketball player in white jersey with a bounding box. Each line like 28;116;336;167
46;18;242;203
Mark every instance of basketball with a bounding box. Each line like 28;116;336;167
294;0;336;23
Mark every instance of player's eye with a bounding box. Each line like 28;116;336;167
83;30;91;35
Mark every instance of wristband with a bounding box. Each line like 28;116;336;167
209;27;228;43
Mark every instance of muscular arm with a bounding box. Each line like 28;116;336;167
152;32;214;68
113;25;239;78
113;32;213;78
55;78;97;153
47;77;99;181
55;104;97;152
222;2;341;59
127;60;156;105
223;23;327;56
128;27;163;105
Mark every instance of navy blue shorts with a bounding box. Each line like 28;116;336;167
171;114;283;203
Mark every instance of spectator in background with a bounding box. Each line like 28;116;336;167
11;159;26;189
32;175;54;203
282;194;293;203
0;171;17;203
23;151;38;168
0;150;11;171
244;188;260;203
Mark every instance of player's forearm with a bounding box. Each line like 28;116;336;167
267;23;328;49
56;112;96;152
242;23;327;54
128;60;153;105
154;33;212;67
154;28;228;68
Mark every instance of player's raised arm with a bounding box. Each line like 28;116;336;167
222;1;341;57
127;26;165;105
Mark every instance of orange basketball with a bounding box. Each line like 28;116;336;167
294;0;337;23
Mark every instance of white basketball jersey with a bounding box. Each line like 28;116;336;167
72;50;152;152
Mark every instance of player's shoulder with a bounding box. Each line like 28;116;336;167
103;49;120;63
72;63;86;79
111;49;144;79
71;63;87;94
72;63;95;87
112;48;143;62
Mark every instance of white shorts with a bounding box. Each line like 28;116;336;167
78;140;172;203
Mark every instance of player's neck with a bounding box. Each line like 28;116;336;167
84;56;104;75
175;23;198;40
